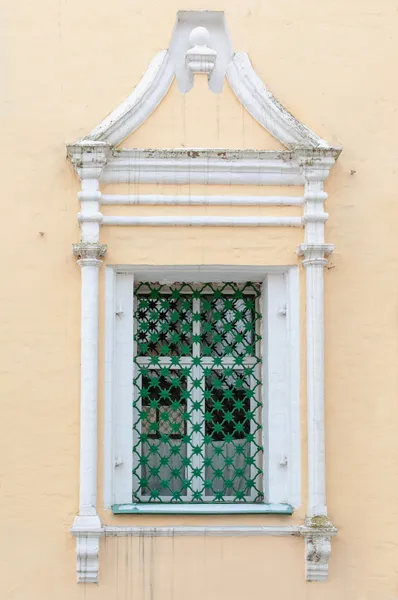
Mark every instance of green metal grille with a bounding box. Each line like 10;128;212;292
132;282;263;503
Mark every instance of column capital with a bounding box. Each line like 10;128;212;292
297;243;334;267
67;141;112;180
73;242;107;266
294;149;340;183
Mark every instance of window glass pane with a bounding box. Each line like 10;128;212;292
134;370;189;499
200;286;260;357
135;287;193;356
133;282;263;503
204;370;262;499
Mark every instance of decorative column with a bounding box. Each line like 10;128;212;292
297;151;338;581
68;141;110;583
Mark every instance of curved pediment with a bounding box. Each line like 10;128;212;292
73;10;339;153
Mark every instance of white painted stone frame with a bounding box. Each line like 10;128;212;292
104;265;300;513
68;9;341;584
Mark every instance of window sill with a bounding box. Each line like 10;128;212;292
112;503;293;515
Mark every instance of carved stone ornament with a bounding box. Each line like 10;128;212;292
297;243;334;267
301;516;338;582
71;514;103;583
67;141;111;180
305;535;332;582
75;534;101;584
185;26;217;75
72;242;107;262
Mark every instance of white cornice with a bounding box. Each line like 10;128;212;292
98;147;340;185
101;148;303;185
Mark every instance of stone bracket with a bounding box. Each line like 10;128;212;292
300;517;338;582
71;514;103;584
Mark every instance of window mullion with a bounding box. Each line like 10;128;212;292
190;297;203;496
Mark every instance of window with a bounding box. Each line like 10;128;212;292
107;267;300;514
132;283;263;503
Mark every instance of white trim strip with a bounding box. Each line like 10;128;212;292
112;265;294;280
103;525;301;537
102;216;303;227
113;273;134;505
101;194;304;206
286;267;301;508
103;267;116;509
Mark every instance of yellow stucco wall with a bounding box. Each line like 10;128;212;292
1;0;398;598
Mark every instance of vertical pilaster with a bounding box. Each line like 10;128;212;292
69;142;110;583
297;155;337;581
73;246;107;515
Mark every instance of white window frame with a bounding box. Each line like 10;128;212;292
104;265;300;514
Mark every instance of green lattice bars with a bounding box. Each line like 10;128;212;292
132;282;263;503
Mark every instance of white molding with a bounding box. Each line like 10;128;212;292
286;267;301;509
103;525;301;537
100;148;305;186
103;267;116;510
226;53;330;150
99;148;340;186
101;216;303;227
83;51;175;146
112;273;134;505
101;194;304;206
263;271;300;507
263;274;288;504
106;265;300;513
112;265;295;281
72;521;338;539
71;514;102;583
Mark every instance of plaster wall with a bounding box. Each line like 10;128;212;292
1;0;398;598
